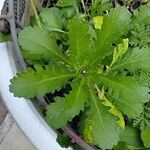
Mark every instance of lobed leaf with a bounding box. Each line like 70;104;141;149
46;79;87;128
91;6;131;65
133;4;150;26
46;99;70;128
40;7;65;32
110;47;150;72
19;27;69;64
82;86;121;149
92;73;150;118
68;18;94;67
133;101;150;130
65;79;88;116
9;66;74;98
108;38;129;69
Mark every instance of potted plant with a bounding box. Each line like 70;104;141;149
1;0;150;149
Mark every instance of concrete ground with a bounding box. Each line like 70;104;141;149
0;121;36;150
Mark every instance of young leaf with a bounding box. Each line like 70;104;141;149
10;66;74;98
68;18;94;67
92;73;149;118
141;127;150;148
40;8;65;32
83;86;121;149
46;79;87;128
19;27;69;64
110;47;150;72
92;6;131;65
129;24;150;48
133;102;150;130
93;16;104;29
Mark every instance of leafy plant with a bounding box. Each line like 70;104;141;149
9;1;150;150
133;101;150;130
129;4;150;48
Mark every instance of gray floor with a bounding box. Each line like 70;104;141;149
0;123;36;150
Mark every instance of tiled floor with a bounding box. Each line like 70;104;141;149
0;123;35;150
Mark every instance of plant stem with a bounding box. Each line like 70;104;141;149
62;126;96;150
51;28;68;34
30;0;42;28
81;0;86;14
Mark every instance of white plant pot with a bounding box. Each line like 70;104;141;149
0;42;72;150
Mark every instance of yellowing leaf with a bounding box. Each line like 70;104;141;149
93;16;104;29
95;86;125;129
79;116;94;143
102;98;125;129
109;38;129;69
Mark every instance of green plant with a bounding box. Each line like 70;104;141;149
9;0;150;149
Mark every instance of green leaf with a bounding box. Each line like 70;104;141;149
93;74;149;118
102;98;125;129
133;101;150;130
133;4;150;25
120;126;143;148
79;114;94;144
129;24;150;48
46;99;70;128
114;141;129;150
19;27;69;64
141;127;150;148
110;47;150;72
0;32;11;42
56;133;71;148
82;85;122;149
68;18;94;67
108;38;129;69
95;85;125;129
46;79;87;128
56;0;79;7
9;66;74;98
65;79;88;116
92;6;131;65
40;8;65;32
93;16;104;29
61;7;76;19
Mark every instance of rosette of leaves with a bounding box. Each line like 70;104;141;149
9;6;150;150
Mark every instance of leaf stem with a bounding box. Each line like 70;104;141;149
30;0;42;28
51;28;68;34
81;0;86;14
62;126;96;150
